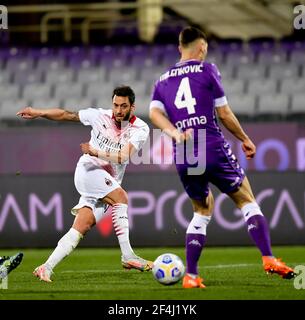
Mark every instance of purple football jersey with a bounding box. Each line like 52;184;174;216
151;59;227;146
150;59;245;199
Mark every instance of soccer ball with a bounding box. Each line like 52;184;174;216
152;253;185;285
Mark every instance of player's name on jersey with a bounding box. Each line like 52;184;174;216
160;64;203;81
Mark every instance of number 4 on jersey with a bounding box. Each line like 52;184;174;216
174;77;197;115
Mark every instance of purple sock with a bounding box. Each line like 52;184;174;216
185;233;206;275
247;215;273;256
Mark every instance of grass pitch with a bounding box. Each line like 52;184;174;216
0;246;304;300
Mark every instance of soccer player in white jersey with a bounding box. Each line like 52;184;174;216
17;86;153;282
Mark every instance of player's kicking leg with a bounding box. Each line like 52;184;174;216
0;252;23;279
102;188;153;272
33;188;152;282
182;191;214;288
228;176;295;279
33;208;88;282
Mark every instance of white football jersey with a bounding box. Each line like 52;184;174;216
78;108;149;184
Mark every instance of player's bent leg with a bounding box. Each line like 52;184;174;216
228;176;295;279
33;207;93;282
227;176;255;209
103;188;153;272
183;191;214;288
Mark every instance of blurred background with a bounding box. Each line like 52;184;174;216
0;0;304;248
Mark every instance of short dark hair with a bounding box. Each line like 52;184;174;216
179;26;207;47
112;85;135;105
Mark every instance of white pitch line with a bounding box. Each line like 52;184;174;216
61;263;260;273
62;270;123;273
203;263;259;269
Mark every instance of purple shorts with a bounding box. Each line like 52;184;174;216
175;141;245;200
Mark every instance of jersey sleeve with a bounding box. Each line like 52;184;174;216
209;63;228;107
128;124;150;151
78;108;100;126
149;81;167;113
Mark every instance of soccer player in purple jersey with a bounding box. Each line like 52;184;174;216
149;27;295;288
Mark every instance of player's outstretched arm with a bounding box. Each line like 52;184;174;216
216;104;256;159
80;142;135;164
149;107;192;143
16;107;80;122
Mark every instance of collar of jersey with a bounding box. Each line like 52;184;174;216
175;59;202;66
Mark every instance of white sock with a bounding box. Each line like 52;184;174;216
112;203;135;259
240;202;264;222
186;212;211;235
45;228;83;270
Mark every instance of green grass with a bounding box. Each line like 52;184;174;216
0;246;305;300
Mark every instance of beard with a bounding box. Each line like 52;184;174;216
114;110;131;127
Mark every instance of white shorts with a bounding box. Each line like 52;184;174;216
71;160;121;222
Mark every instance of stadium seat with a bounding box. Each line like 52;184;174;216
13;71;43;85
0;84;20;100
291;94;305;114
22;83;51;100
280;78;305;94
76;68;107;83
257;94;289;115
236;64;266;80
218;64;235;80
256;51;287;65
0;70;11;84
134;94;151;116
108;68;138;83
289;49;305;64
206;52;223;66
268;64;300;79
31;98;62;108
95;96;112;109
5;58;34;72
68;57;95;70
138;67;166;82
0;42;304;123
54;83;84;100
46;69;75;84
63;98;94;110
223;79;245;96
130;81;148;96
86;82;116;100
228;94;256;116
247;79;277;95
224;51;255;66
36;57;66;71
0;99;29;120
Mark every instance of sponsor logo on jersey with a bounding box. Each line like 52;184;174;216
97;133;123;151
175;115;207;130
